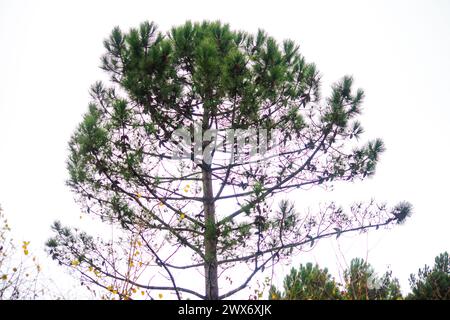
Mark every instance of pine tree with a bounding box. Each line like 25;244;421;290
46;21;411;300
409;252;450;299
269;263;341;300
343;258;402;300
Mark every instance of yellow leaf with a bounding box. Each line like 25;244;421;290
158;293;163;299
71;259;80;266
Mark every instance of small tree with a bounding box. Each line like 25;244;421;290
343;258;402;300
0;205;43;299
408;252;450;300
269;263;341;300
47;21;411;300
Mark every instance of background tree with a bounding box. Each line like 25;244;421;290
408;252;450;300
269;258;402;300
268;263;341;300
47;20;411;300
343;258;402;300
0;205;43;299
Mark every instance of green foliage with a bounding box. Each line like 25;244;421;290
269;263;341;300
343;258;402;300
277;200;297;230
391;201;413;224
408;252;450;299
271;258;402;300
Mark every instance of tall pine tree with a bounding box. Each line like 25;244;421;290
47;21;411;300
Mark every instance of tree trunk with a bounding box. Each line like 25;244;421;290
202;167;219;300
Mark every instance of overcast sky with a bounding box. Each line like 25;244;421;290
1;0;449;297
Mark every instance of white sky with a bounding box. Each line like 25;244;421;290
1;0;449;298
